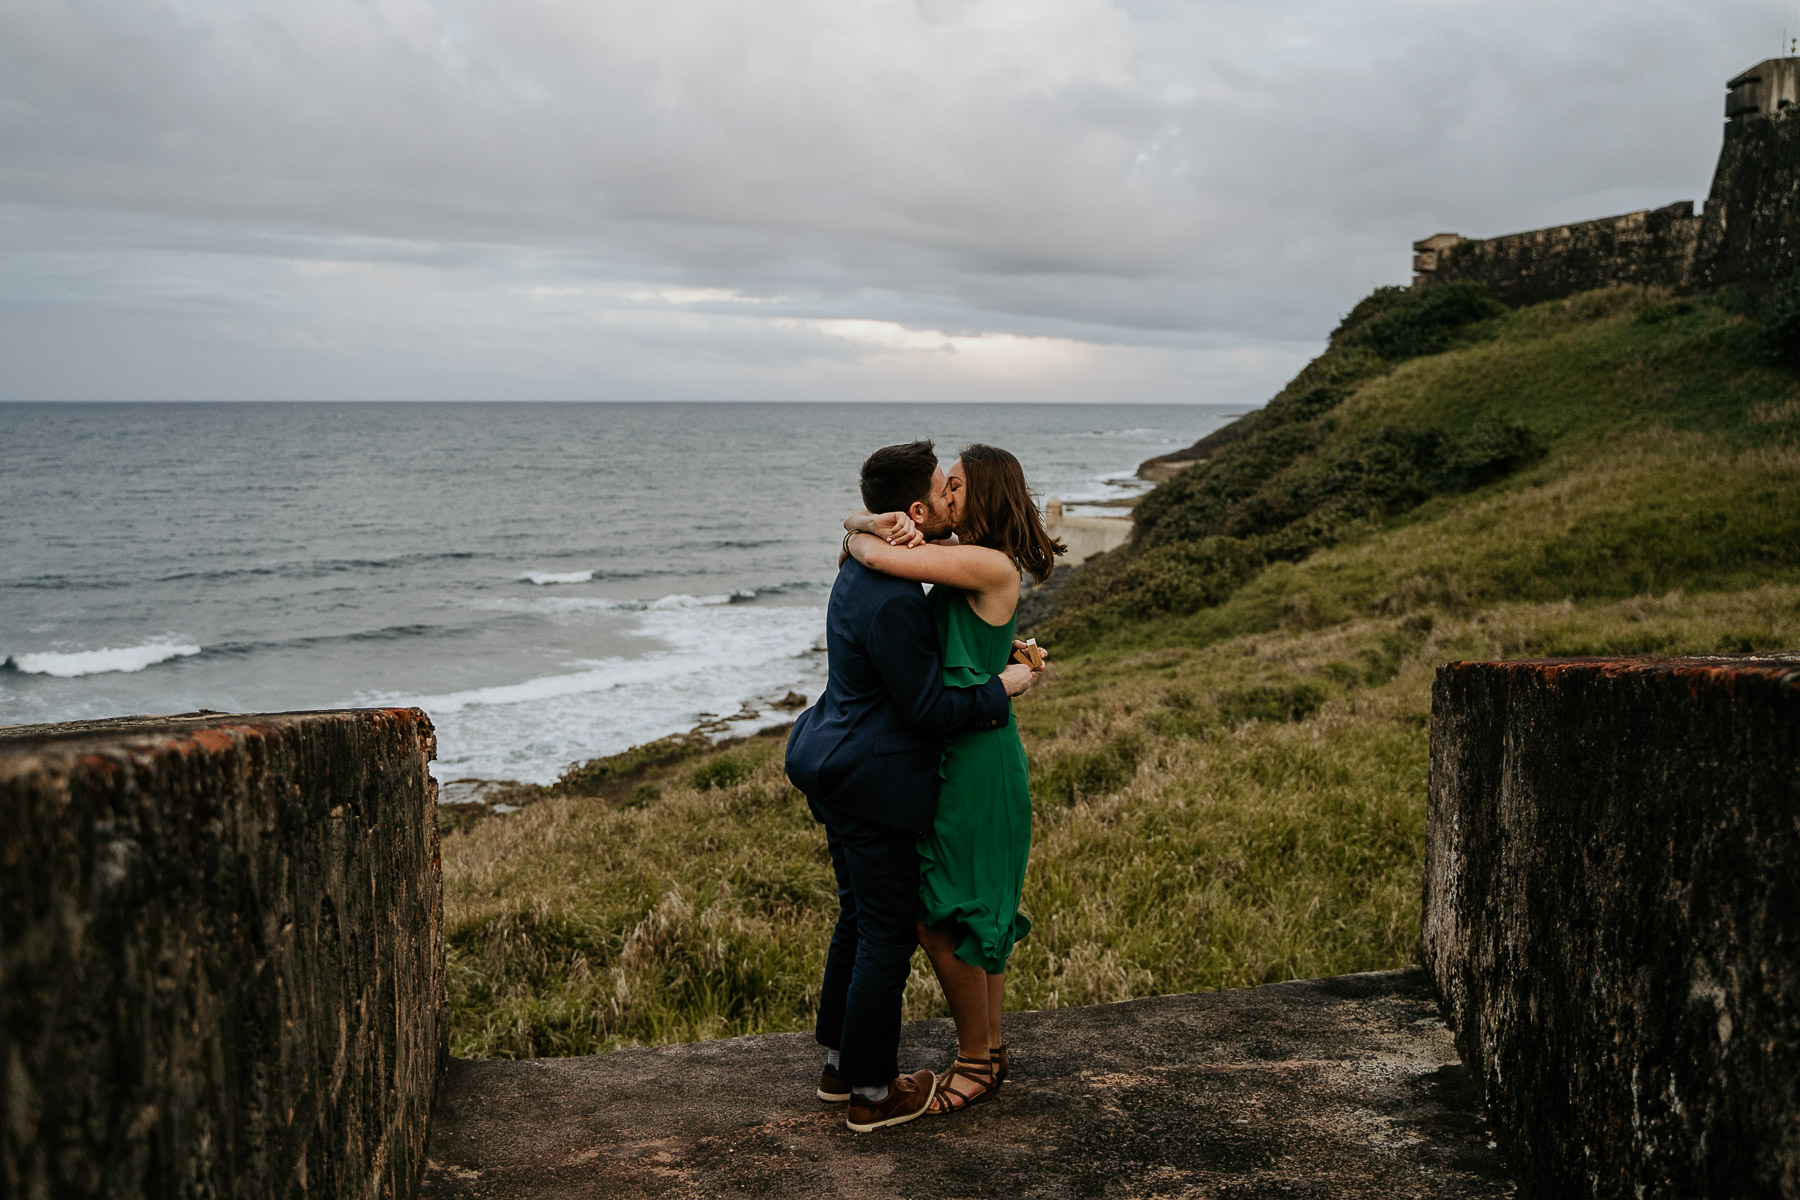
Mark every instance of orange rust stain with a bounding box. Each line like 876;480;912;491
1446;656;1799;690
188;728;244;756
77;753;123;782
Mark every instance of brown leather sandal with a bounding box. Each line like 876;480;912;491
927;1054;998;1115
991;1044;1010;1086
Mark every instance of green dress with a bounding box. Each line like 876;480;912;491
919;585;1033;973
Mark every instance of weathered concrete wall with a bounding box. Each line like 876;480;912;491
1424;657;1800;1199
0;709;445;1200
1413;203;1702;308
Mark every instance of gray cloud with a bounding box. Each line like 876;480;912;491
0;0;1789;399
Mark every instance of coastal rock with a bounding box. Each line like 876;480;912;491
1136;413;1255;481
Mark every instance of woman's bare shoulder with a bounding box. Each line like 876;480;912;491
952;543;1019;579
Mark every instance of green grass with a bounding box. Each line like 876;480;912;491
441;284;1800;1059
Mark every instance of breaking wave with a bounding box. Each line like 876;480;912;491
4;639;202;678
518;570;595;585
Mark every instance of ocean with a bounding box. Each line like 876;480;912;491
1;402;1237;785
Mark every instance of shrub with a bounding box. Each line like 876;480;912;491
1133;423;1323;546
1078;417;1543;639
1634;299;1693;326
1053;537;1262;626
557;734;705;794
1450;419;1545;488
1213;682;1326;725
1033;732;1143;806
1758;281;1800;366
691;755;754;791
1250;383;1350;433
1332;283;1505;362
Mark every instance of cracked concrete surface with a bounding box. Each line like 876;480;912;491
422;967;1513;1199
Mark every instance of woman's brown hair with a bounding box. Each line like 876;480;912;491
955;443;1066;585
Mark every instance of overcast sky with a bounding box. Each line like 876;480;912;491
0;0;1791;402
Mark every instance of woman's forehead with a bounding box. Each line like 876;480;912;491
948;459;965;479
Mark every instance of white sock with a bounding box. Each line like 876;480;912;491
825;1049;841;1069
852;1083;890;1104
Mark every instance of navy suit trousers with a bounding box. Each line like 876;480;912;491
810;796;919;1087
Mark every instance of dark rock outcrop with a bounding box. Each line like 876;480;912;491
1424;657;1800;1199
1137;414;1256;482
423;968;1513;1199
0;709;446;1200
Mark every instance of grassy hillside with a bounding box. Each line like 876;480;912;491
441;285;1800;1059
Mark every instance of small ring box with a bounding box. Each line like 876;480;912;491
1011;638;1046;670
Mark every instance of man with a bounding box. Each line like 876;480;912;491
786;440;1040;1133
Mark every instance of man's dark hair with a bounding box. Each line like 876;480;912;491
859;440;938;514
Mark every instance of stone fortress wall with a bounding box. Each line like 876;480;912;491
1414;57;1800;313
0;710;445;1200
1425;657;1800;1198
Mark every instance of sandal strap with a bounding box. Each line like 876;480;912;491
930;1057;997;1112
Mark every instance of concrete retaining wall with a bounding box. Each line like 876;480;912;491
1424;657;1800;1199
0;709;445;1200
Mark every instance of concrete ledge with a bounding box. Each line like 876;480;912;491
0;709;446;1200
423;968;1511;1199
1425;656;1800;1199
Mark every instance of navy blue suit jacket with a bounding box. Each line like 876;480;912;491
786;559;1011;835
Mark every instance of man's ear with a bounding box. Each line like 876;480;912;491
906;499;930;525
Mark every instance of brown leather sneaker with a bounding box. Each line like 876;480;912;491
817;1063;849;1103
845;1069;937;1133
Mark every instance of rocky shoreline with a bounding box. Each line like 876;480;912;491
435;689;809;830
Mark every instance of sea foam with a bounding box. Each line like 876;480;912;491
518;570;595;585
482;589;753;616
5;639;202;678
370;601;826;785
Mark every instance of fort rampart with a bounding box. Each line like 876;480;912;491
1415;57;1800;315
1424;656;1800;1198
0;709;445;1200
8;668;1799;1199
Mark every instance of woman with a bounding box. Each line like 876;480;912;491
840;444;1064;1114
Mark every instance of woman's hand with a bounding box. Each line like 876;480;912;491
843;509;922;546
871;511;924;547
843;509;924;547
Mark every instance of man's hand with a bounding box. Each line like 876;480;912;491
999;663;1038;697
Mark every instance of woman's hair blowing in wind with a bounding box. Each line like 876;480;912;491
955;443;1066;585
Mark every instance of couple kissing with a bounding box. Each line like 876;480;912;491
786;439;1066;1133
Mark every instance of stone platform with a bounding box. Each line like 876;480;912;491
422;968;1513;1199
